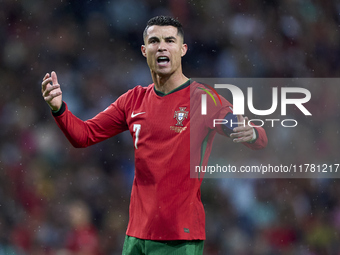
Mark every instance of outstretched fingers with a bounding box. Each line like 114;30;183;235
51;71;58;85
41;71;62;110
43;84;62;101
41;73;51;92
41;74;57;99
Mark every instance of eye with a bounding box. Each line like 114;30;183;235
148;38;158;44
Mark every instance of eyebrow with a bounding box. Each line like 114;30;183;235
147;36;177;43
165;36;177;41
148;36;159;43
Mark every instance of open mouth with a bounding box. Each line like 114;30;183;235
157;56;170;64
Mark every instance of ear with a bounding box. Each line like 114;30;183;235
141;45;147;57
181;44;188;57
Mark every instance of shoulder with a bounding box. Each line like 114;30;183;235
189;80;204;90
118;84;153;99
190;80;233;108
126;84;150;95
189;81;216;96
114;84;153;108
190;81;220;100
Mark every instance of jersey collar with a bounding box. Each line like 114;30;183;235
153;79;191;97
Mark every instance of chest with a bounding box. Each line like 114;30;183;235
126;91;191;149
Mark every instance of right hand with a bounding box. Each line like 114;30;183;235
41;71;62;111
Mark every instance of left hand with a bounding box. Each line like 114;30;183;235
230;115;255;143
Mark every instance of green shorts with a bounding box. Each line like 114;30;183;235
122;235;204;255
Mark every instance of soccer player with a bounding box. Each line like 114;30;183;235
41;16;267;255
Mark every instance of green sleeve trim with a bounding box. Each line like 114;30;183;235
52;102;66;117
198;130;212;179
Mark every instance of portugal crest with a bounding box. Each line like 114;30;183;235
174;107;188;126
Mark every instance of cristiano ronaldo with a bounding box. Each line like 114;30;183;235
41;16;267;255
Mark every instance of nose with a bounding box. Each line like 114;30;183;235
158;40;167;51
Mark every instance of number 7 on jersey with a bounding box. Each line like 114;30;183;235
133;124;141;149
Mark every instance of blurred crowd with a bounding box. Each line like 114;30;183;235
0;0;340;254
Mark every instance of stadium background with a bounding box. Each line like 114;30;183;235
0;0;340;254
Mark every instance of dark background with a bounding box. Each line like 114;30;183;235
0;0;340;254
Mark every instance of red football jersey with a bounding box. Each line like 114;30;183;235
53;80;267;240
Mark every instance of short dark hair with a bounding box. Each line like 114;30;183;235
143;16;184;41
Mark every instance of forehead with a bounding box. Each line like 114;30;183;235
145;25;179;39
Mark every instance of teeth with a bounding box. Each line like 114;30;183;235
158;56;169;62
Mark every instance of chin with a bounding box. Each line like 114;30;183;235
154;69;172;77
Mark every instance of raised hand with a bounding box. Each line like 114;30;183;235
41;71;62;111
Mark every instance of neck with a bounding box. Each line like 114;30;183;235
151;71;188;94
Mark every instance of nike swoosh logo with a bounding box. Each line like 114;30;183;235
131;112;146;118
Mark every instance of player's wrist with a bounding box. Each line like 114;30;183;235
247;128;257;143
51;102;65;116
51;105;61;112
